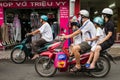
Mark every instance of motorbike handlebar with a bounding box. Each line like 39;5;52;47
54;35;65;42
25;33;33;38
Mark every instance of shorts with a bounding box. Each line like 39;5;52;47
91;44;97;52
100;41;113;51
32;38;47;54
78;41;91;53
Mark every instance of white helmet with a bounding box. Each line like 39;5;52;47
102;8;113;15
79;10;89;17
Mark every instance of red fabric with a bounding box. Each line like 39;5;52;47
75;0;80;17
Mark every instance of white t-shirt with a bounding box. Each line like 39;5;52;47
80;19;96;46
38;22;53;42
91;27;105;51
73;33;82;45
96;27;105;42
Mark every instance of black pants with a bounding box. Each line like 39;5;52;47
32;38;47;54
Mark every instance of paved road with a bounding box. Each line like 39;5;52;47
0;60;120;80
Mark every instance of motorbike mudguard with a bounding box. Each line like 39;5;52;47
12;44;32;57
101;51;116;64
40;51;55;59
13;45;24;50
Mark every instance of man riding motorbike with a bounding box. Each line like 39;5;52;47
62;10;97;72
26;15;53;60
89;8;115;69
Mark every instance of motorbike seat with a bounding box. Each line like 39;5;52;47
80;49;90;54
37;42;53;53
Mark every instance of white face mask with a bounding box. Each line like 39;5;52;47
78;15;82;23
101;15;104;19
78;15;81;22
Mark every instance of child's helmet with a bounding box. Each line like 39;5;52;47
93;17;104;26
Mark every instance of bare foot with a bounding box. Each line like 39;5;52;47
31;54;39;60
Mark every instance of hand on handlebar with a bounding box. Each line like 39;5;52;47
25;33;33;37
55;34;70;41
61;35;69;40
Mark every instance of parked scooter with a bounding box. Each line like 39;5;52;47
11;35;51;64
35;35;116;77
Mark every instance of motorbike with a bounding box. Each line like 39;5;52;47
10;35;52;64
34;35;116;77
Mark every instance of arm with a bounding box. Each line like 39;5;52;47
86;27;104;42
86;36;99;41
31;29;40;35
28;29;40;36
98;31;112;44
63;29;81;39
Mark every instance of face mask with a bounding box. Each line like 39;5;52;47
77;16;82;26
101;15;104;19
78;16;81;22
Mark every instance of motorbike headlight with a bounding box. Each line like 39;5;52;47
58;54;67;60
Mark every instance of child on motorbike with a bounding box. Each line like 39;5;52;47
69;16;82;56
85;17;105;68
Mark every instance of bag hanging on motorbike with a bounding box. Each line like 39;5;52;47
54;52;67;68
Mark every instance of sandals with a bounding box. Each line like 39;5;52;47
85;63;95;69
70;66;81;72
88;65;95;69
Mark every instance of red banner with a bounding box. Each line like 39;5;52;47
0;1;68;8
0;0;70;47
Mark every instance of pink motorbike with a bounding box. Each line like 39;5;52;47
34;35;116;77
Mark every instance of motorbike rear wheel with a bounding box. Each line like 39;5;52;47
35;56;57;77
11;48;26;64
90;56;110;77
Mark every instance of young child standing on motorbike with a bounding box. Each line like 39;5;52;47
26;15;53;60
87;8;115;69
85;17;105;68
69;16;82;56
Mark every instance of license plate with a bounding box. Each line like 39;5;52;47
58;61;66;68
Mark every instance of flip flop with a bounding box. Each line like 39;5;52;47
88;67;95;70
85;63;90;68
70;66;81;72
87;65;95;69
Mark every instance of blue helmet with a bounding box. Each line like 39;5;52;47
40;15;48;21
93;17;104;26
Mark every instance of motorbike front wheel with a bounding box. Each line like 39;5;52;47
35;56;57;77
11;48;26;64
90;56;111;77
